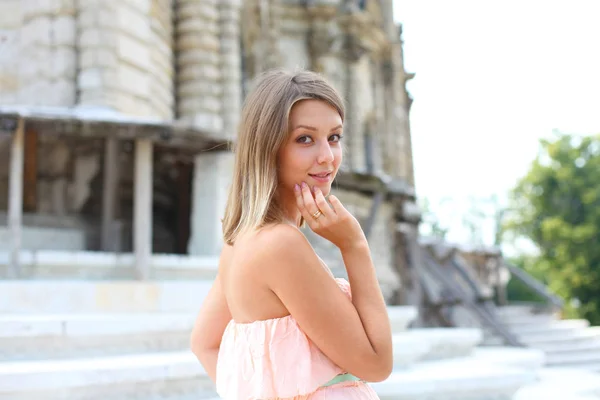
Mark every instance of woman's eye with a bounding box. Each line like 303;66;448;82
296;136;313;144
329;134;343;142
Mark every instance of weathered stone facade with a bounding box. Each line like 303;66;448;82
0;0;416;302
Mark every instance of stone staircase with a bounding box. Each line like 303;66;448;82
1;276;600;399
492;305;600;373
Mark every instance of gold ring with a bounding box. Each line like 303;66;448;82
312;210;322;219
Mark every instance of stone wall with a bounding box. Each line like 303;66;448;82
0;1;22;105
0;1;416;296
77;0;173;117
0;0;77;106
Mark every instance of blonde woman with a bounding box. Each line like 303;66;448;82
190;69;392;399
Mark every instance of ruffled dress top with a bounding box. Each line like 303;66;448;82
215;278;380;400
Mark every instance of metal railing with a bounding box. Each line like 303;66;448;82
421;252;523;346
504;262;565;310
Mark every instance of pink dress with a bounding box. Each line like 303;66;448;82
216;278;381;400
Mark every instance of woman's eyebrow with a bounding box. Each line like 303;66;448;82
292;124;342;132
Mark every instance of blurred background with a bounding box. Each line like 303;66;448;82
0;0;599;399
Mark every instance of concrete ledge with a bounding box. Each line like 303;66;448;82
512;319;590;335
0;314;195;338
387;306;418;333
374;359;537;400
0;351;217;399
471;347;546;369
0;313;197;361
0;280;213;314
495;305;539;318
405;328;483;360
521;326;600;344
513;367;600;400
0;250;219;280
392;333;431;369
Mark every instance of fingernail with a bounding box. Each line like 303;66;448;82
301;182;307;188
294;184;299;191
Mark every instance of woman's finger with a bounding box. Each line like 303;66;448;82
327;195;345;215
301;182;321;219
294;183;316;222
314;187;333;218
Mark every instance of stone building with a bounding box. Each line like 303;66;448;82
0;0;418;303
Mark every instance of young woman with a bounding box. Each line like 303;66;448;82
190;69;392;399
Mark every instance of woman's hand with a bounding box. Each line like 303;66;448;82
294;182;367;251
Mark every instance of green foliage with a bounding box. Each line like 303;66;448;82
504;133;600;324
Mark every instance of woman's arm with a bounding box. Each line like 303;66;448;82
340;240;392;364
190;246;232;383
258;225;393;382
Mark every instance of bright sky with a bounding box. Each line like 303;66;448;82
393;0;600;247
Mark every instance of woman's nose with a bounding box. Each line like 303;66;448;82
317;141;334;164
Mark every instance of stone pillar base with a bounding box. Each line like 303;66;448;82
188;152;234;256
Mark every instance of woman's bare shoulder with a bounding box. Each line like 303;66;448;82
235;224;311;261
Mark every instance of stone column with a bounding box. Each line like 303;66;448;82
188;152;234;256
101;138;120;252
134;139;153;280
380;0;396;39
19;0;76;106
389;24;415;185
7;118;24;278
219;0;242;140
0;1;23;105
176;0;223;134
344;38;367;172
262;0;282;71
149;0;175;119
77;0;154;116
397;221;424;310
382;62;396;176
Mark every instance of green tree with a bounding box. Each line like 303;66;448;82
504;133;600;324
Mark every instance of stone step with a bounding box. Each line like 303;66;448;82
0;313;195;361
404;328;483;360
471;347;546;370
513;367;600;400
391;333;431;369
540;339;600;356
0;347;544;400
0;280;214;314
388;306;418;333
373;357;537;400
495;305;540;318
520;327;600;346
499;313;559;326
545;350;600;368
0;307;417;362
0;251;220;280
536;337;600;354
511;319;590;335
0;351;218;400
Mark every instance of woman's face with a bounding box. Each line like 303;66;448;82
278;99;343;197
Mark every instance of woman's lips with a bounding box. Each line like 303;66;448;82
308;173;332;183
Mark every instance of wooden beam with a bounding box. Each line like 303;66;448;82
23;127;38;212
101;138;120;251
134;139;153;280
175;161;192;254
8;118;25;278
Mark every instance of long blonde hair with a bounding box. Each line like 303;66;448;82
222;68;345;245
